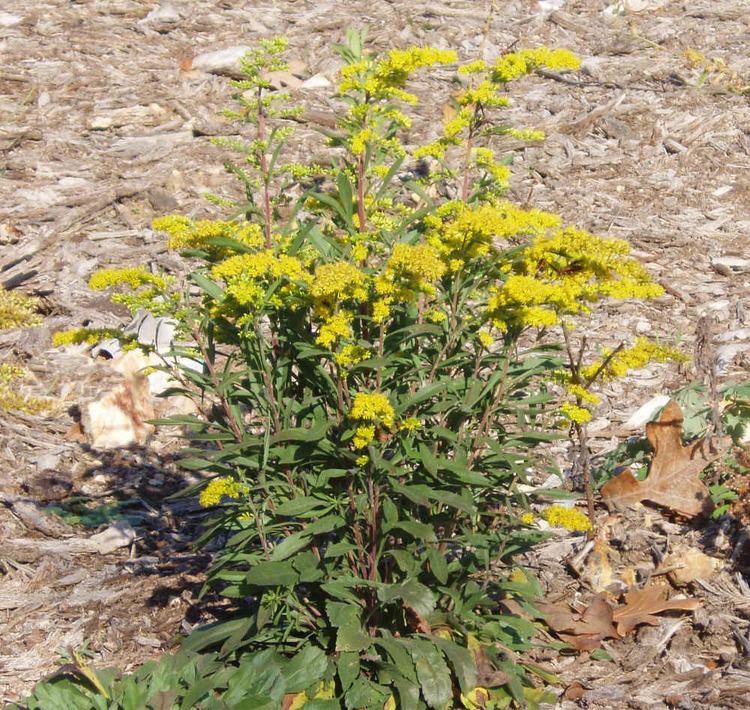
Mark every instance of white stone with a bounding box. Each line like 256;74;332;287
711;256;750;274
301;74;332;90
88;520;136;554
190;46;251;77
621;395;670;432
0;13;22;27
144;3;180;24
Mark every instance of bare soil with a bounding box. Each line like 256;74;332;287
1;0;750;706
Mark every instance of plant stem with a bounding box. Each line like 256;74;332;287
192;326;244;443
257;86;273;248
357;152;367;233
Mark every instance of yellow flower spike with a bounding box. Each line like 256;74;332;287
353;425;376;449
520;512;535;525
542;505;592;532
0;286;41;330
311;262;369;303
478;331;494;348
492;47;580;84
565;383;600;405
89;267;168;292
399;417;421;432
560;401;592;424
458;59;488;75
53;327;126;348
372;299;392;324
316;312;354;348
335;344;370;368
581;338;686;382
508;568;529;584
199;477;247;508
384;696;397;710
350;392;395;428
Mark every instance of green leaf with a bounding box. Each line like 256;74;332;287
426;548;448;585
245;560;299;586
283;647;328;693
378;580;436;617
338;652;360;692
181;617;255;654
384;520;436;542
190;272;224;300
274;496;328;517
404;639;452;709
432;638;476;695
345;678;388;709
336;619;373;653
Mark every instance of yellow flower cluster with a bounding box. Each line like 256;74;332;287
458;59;488;75
0;286;41;330
211;250;309;314
153;215;265;252
371;243;446;324
492;48;581;83
542;505;592;532
349;391;395;448
399;417;421;432
565;382;601;405
335;344;370;368
349;392;396;449
0;363;24;384
89;267;168;291
502;128;545;141
581;338;686;381
199;476;247;508
353;425;376;449
338;47;457;102
424;201;560;269
473;148;511;189
52;327;128;348
350;127;374;155
478;330;494;348
88;267;175;316
317;311;353;348
457;80;510;109
488;227;665;331
0;364;51;414
350;391;395;427
311;261;369;304
560;401;592;424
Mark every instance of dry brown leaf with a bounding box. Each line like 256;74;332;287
538;593;619;651
601;400;728;517
612;583;701;636
664;548;722;586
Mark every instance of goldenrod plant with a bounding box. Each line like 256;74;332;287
25;31;673;709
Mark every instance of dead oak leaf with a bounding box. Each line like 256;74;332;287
601;399;728;517
612;583;701;636
538;593;618;651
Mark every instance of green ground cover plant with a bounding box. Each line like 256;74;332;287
21;31;678;709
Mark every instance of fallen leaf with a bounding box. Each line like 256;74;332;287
538;594;619;651
601;400;728;517
564;682;587;701
474;645;511;688
612;583;700;636
663;549;722;586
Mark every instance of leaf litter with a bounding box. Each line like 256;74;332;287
601;399;730;517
